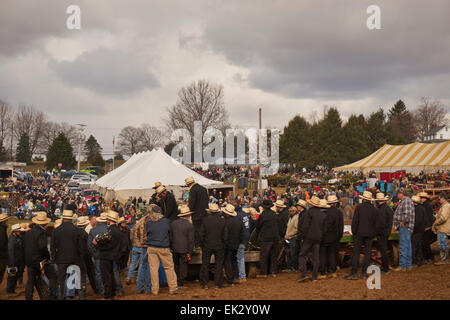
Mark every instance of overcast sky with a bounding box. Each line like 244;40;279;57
1;0;449;156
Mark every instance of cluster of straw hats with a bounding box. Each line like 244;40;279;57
307;196;331;209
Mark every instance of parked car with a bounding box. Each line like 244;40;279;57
67;181;80;189
78;177;96;189
81;189;101;201
81;166;105;176
62;170;78;178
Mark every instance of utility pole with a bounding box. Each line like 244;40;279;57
258;108;262;193
76;124;86;172
112;135;115;170
10;123;13;161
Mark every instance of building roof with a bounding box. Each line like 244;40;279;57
424;125;446;137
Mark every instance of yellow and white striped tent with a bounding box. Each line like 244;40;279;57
333;141;450;174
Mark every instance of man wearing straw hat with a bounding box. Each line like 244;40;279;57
284;205;300;273
50;210;83;300
76;216;96;299
411;195;426;267
186;176;209;249
88;212;108;296
345;191;380;280
199;203;225;289
24;212;57;300
6;224;25;297
432;193;450;265
419;192;435;264
297;197;326;282
155;185;180;222
0;212;9;288
149;181;163;205
170;206;195;288
222;204;243;286
375;192;394;274
393;188;415;271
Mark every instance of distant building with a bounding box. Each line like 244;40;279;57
422;125;450;143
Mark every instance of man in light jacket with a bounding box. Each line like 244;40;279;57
433;193;450;265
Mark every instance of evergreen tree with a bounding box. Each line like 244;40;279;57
84;135;103;163
314;108;345;168
46;133;76;169
366;108;389;152
342;115;370;163
387;100;416;144
16;133;32;164
91;153;105;167
279;115;312;167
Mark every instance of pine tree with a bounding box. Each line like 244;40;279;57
342;115;370;163
84;135;102;163
16;133;32;164
387;100;416;144
366;108;390;152
314;108;345;168
46;133;76;169
279;115;312;167
91;153;105;167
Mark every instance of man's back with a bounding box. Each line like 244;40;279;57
200;213;225;250
24;225;49;265
352;202;379;238
170;218;194;253
224;216;243;249
256;209;280;242
51;221;82;264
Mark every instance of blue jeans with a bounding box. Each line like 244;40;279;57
399;227;412;269
236;243;247;280
349;198;353;208
94;258;103;294
126;247;141;281
131;247;151;293
113;261;124;293
437;232;449;251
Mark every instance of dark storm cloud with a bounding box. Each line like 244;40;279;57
201;0;450;99
49;47;160;96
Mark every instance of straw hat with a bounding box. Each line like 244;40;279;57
106;211;119;223
62;210;74;220
153;181;162;189
118;217;125;224
359;191;374;201
307;196;321;208
20;223;30;232
185;176;195;185
11;224;22;232
0;213;9;223
206;203;220;213
32;212;51;225
54;219;62;228
222;204;237;216
178;206;194;217
296;200;307;209
375;193;389;202
77;216;89;227
411;195;421;204
156;185;166;196
319;199;331;209
418;192;430;199
327;195;339;204
97;212;108;223
275;200;286;208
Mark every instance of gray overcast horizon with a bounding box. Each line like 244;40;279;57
1;0;449;157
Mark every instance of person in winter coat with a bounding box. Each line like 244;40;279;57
256;200;280;278
170;206;194;288
146;205;178;295
88;212;108;296
186;176;209;248
236;204;251;282
319;195;344;279
0;213;9;288
6;224;25;297
419;192;435;264
199;203;226;289
75;216;96;300
345;191;381;280
340;197;353;220
297;197;326;282
222;204;243;286
117;217;131;272
284;206;299;273
432;193;450;265
411;196;426;267
375;193;394;274
155;186;180;222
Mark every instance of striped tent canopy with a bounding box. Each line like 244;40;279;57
333;141;450;174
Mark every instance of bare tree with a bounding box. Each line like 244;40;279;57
118;126;142;156
39;121;78;154
13;105;47;155
139;124;163;151
165;80;230;138
414;97;448;140
0;100;12;153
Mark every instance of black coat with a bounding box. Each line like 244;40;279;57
188;183;209;221
422;200;435;228
200;213;225;250
277;208;289;238
51;221;83;265
256;209;280;243
76;227;91;260
97;224;122;261
413;204;427;234
0;224;8;260
224;216;243;250
8;233;24;267
24;225;50;265
160;192;180;222
352;202;380;238
119;227;131;254
376;203;394;237
299;207;326;242
322;207;344;244
170;218;194;253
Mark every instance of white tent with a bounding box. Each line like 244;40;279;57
94;148;227;203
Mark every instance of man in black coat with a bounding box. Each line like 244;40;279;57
0;214;9;288
199;203;225;289
50;210;83;299
6;224;25;297
375;193;394;274
222;204;243;286
319;195;344;278
186;176;209;248
297;197;326;282
420;192;435;264
75;216;96;300
94;211;123;300
345;192;381;280
156;186;180;222
24;212;57;300
170;207;194;288
412;196;426;266
256;200;280;278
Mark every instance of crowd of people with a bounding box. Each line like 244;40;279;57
0;169;449;300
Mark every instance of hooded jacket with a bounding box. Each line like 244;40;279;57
146;211;171;248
